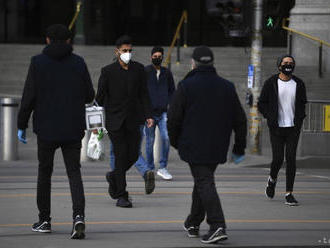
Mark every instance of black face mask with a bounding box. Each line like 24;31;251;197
152;58;162;66
280;64;294;75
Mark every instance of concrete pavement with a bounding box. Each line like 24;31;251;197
0;135;330;248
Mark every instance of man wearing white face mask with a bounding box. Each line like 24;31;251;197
96;35;154;208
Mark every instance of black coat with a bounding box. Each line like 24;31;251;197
167;66;247;164
257;74;307;129
96;61;152;131
17;43;95;142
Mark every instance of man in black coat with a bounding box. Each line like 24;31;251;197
258;55;307;206
96;35;153;208
167;46;247;244
17;24;95;239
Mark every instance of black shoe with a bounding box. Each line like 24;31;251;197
71;215;85;239
183;220;199;238
144;170;155;195
32;220;51;233
116;196;133;208
106;171;117;199
265;177;277;199
285;193;299;206
201;228;228;244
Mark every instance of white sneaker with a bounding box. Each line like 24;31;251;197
157;168;173;180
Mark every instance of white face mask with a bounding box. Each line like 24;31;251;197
120;52;132;64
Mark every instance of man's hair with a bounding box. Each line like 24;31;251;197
151;46;164;56
115;35;132;48
193;59;214;68
277;54;295;68
46;24;71;42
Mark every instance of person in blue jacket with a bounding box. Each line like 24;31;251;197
144;46;176;180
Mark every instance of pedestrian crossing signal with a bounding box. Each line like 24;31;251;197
266;16;275;29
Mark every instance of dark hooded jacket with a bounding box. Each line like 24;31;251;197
17;43;95;142
167;66;247;164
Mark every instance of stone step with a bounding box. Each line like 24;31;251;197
0;45;329;100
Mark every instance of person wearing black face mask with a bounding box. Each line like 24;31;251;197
143;46;176;181
258;55;307;207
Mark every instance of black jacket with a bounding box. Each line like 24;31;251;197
96;60;152;131
17;43;95;142
145;65;175;116
167;66;247;164
258;74;307;129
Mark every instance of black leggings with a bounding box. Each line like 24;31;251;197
269;127;301;192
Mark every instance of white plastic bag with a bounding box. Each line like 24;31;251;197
87;131;105;160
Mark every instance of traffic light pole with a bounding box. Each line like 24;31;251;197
249;0;263;154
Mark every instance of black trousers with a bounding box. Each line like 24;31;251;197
269;127;301;192
108;123;140;199
37;138;85;221
186;163;226;230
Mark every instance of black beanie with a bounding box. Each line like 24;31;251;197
46;24;71;42
277;54;295;68
192;46;214;64
151;46;164;56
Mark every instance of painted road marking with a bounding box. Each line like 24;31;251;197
0;191;329;198
1;219;330;227
0;174;320;179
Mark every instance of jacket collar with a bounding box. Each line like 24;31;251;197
147;64;165;74
43;42;73;60
183;66;216;80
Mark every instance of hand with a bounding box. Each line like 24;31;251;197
17;129;27;144
232;153;245;164
146;118;154;128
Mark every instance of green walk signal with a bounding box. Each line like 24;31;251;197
266;17;274;28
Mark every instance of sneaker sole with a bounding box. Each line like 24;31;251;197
145;171;155;195
157;172;173;180
285;202;299;206
183;225;199;238
71;222;85;239
31;228;51;233
201;235;228;244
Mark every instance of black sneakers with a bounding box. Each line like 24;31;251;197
32;220;51;233
265;176;277;199
116;196;133;208
285;193;299;206
201;227;228;244
183;220;199;238
144;170;155;195
106;171;117;199
71;215;86;239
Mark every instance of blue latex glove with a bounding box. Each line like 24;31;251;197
232;153;245;164
17;129;27;144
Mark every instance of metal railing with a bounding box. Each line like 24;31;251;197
164;10;188;69
303;100;330;133
282;18;330;78
69;1;82;30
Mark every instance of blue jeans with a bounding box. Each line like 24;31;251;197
109;125;150;177
145;112;170;170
